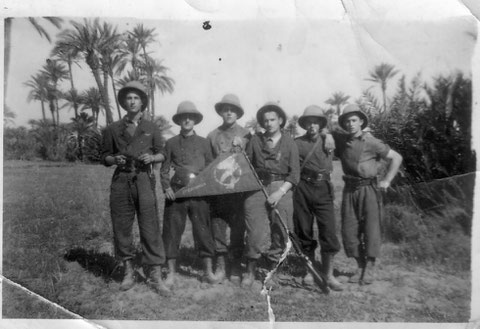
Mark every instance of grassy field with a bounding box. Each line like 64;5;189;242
2;160;472;322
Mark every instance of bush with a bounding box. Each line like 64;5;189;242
3;127;39;160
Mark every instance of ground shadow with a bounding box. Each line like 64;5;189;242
64;247;123;282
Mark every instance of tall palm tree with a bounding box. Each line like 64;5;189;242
51;38;81;118
130;24;157;112
139;56;175;118
68;112;96;161
80;87;104;127
24;72;50;121
97;21;122;124
41;59;69;125
366;63;399;113
325;91;350;116
60;18;114;124
60;89;83;118
107;52;125;119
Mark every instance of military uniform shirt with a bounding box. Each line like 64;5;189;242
101;115;163;164
245;132;300;186
160;132;213;189
334;132;390;178
295;134;333;173
207;123;250;157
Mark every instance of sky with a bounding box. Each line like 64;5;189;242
4;0;477;137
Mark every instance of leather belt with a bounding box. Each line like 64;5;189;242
343;175;376;189
256;170;288;185
301;169;330;184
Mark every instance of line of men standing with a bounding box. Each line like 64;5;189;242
101;81;403;296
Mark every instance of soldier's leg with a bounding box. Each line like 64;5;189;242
227;194;246;282
243;190;270;287
293;181;317;286
209;197;228;281
110;173;136;291
162;198;188;286
342;189;364;283
359;186;382;284
268;181;294;265
135;172;166;266
187;198;219;284
313;181;343;291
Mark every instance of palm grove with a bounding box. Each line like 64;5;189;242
4;18;475;185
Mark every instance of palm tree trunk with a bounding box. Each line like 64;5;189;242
55;98;60;126
67;60;79;118
150;86;155;119
41;101;46;121
109;71;122;120
86;54;113;125
49;100;56;125
102;69;113;125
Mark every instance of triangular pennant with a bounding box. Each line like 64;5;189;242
174;152;262;198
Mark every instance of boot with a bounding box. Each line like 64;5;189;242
361;257;375;285
348;256;365;283
230;258;242;284
321;253;344;291
241;259;257;288
164;259;177;287
202;257;220;284
147;265;172;297
214;254;226;282
120;260;135;291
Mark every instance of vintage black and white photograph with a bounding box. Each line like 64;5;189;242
2;0;479;327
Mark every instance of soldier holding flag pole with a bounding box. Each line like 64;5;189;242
241;102;300;288
207;94;251;283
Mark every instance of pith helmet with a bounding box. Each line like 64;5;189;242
172;101;203;125
257;102;287;129
215;94;244;119
298;105;327;130
338;104;368;130
118;81;149;111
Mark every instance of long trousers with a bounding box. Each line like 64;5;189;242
244;181;293;263
110;171;166;265
341;184;382;258
293;180;341;257
210;194;246;259
162;197;216;259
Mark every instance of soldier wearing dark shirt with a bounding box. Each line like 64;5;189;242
101;81;170;296
334;104;403;285
161;101;219;287
207;94;250;283
293;105;344;291
242;103;300;287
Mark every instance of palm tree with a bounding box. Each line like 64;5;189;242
41;59;69;125
130;24;157;112
139;56;175;118
24;72;50;121
116;34;143;79
107;52;125;119
80;87;104;127
60;19;114;124
4;17;63;95
51;38;81;118
325;91;350;116
60;89;83;118
97;21;122;124
366;63;399;113
68;112;96;161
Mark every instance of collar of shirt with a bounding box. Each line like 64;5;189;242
264;132;282;147
219;122;238;131
123;113;144;126
180;130;197;138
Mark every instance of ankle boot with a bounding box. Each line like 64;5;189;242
147;265;172;297
202;257;220;284
302;251;316;286
165;259;177;287
321;253;344;291
361;257;376;285
120;260;135;291
348;256;365;283
230;257;242;284
214;254;226;282
241;259;257;288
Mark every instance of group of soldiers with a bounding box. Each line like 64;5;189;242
101;81;403;296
